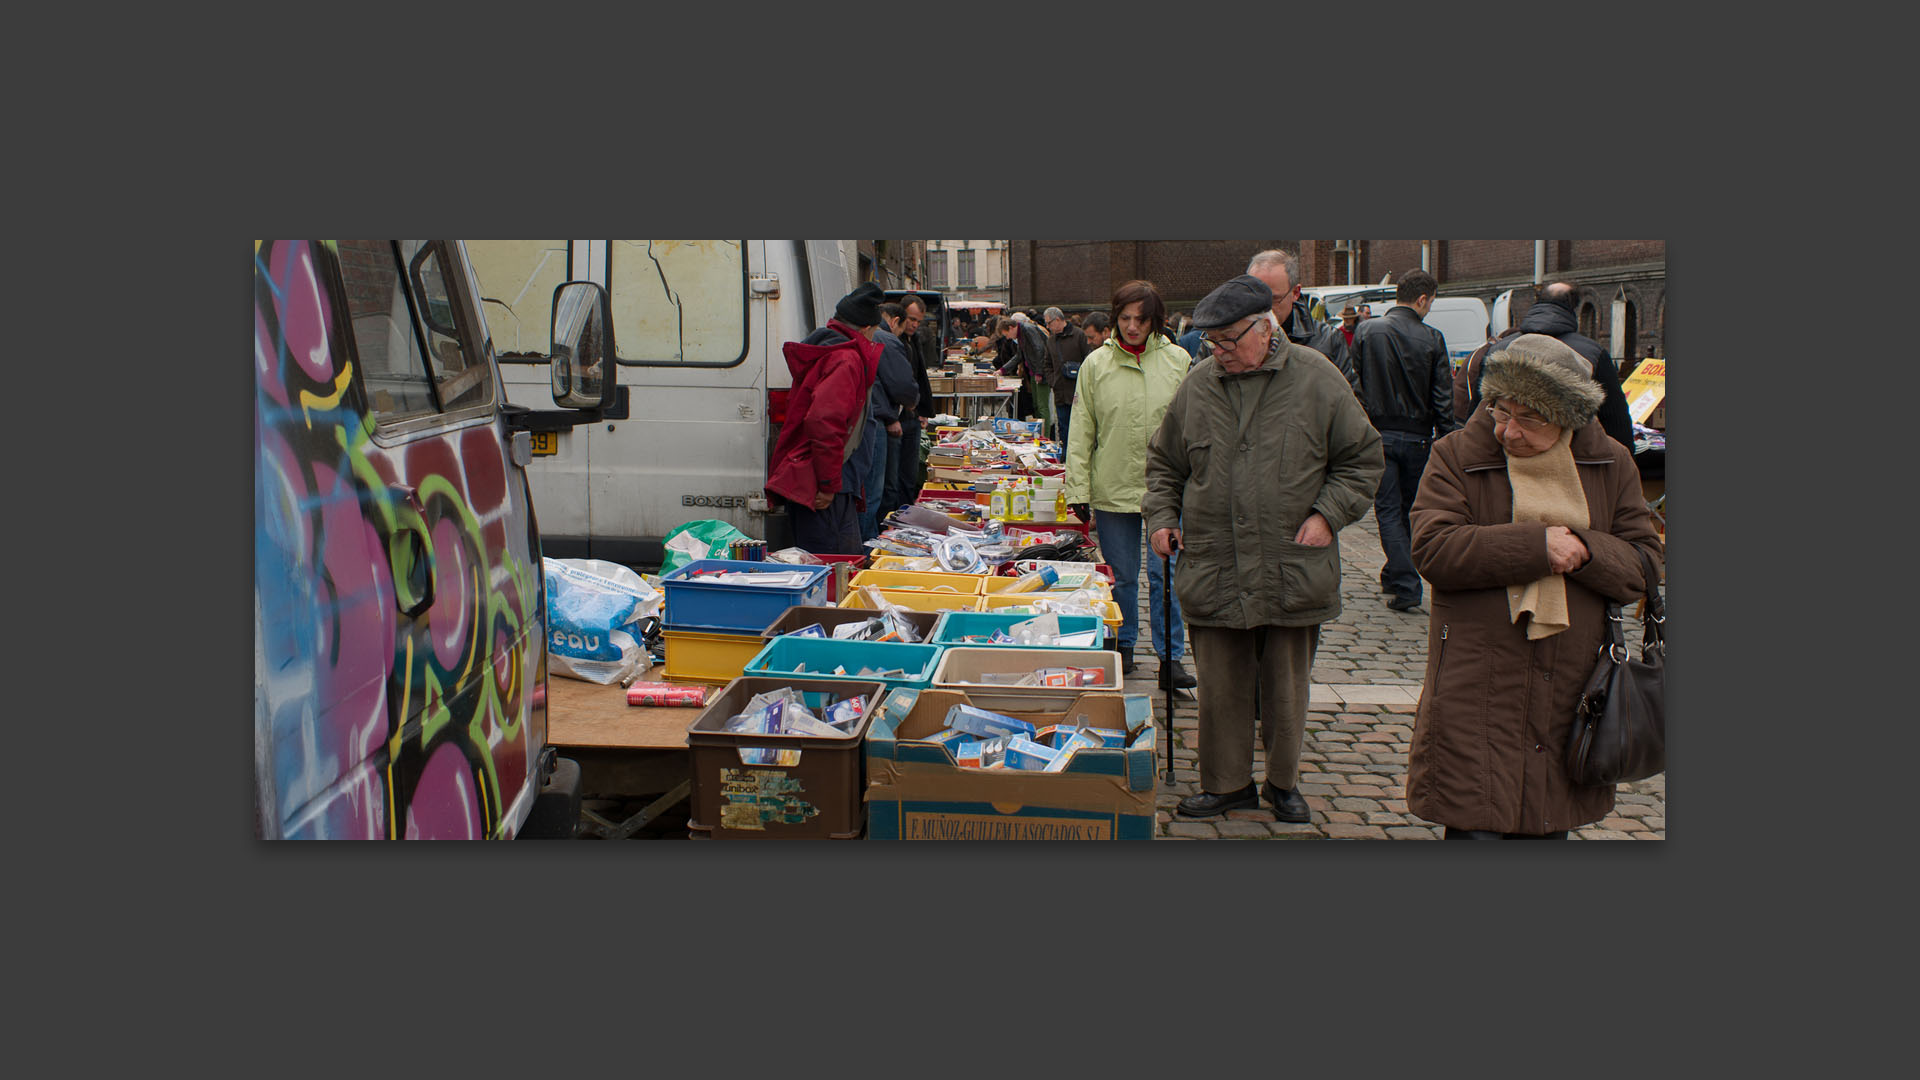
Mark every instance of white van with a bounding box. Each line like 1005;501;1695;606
464;241;859;566
1305;285;1489;368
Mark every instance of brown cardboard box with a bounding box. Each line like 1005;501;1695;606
864;688;1157;839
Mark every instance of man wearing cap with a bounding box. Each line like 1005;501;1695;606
1002;311;1056;435
1042;306;1089;450
1143;275;1383;821
766;282;887;555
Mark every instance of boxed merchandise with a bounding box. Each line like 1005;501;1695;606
660;559;830;633
865;688;1157;839
930;646;1123;711
762;605;939;642
686;676;889;839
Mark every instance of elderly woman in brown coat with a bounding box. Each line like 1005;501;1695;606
1405;334;1663;839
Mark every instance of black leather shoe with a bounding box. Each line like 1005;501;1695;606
1158;659;1197;689
1264;782;1311;823
1387;595;1422;612
1120;650;1137;675
1176;784;1259;818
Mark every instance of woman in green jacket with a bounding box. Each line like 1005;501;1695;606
1064;280;1195;687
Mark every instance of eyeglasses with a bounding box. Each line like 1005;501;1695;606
1204;320;1265;352
1486;404;1554;432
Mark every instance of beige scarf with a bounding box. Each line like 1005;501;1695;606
1505;429;1587;640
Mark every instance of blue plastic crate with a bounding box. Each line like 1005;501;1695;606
742;636;945;693
929;611;1107;650
660;559;831;633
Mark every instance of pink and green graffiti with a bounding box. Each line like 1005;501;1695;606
255;240;546;839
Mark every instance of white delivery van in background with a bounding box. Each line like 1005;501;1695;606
1305;284;1489;369
465;240;857;567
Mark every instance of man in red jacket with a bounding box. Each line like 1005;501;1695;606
766;283;887;554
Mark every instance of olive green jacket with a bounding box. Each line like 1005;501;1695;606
1142;339;1383;628
1062;333;1192;513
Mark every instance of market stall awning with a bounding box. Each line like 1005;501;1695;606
947;300;1005;310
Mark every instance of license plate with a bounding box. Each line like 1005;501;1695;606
529;431;558;456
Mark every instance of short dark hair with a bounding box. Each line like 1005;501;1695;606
1110;279;1166;338
1083;311;1111;331
879;302;905;321
900;294;926;315
1539;282;1579;312
1396;270;1438;304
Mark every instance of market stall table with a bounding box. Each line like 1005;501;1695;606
931;377;1023;422
545;674;698;839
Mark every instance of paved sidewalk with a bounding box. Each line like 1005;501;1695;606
1114;508;1666;840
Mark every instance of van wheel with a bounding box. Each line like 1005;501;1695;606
518;756;582;838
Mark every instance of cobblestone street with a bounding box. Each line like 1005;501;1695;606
1119;508;1666;840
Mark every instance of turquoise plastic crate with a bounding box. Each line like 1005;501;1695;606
742;636;945;693
929;611;1107;650
660;559;831;633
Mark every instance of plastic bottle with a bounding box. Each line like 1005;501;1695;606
1000;566;1059;594
1010;479;1031;521
1055;487;1068;521
987;481;1009;521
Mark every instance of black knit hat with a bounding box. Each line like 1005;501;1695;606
1190;274;1274;330
835;282;886;328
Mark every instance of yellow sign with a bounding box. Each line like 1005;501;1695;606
1621;358;1665;425
529;431;558;455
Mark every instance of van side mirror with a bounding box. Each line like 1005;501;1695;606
550;281;616;410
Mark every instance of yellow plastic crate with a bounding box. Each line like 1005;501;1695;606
662;627;767;684
839;588;985;614
981;575;1114;598
980;592;1123;634
848;569;986;594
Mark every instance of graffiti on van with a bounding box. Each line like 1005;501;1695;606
255;240;543;839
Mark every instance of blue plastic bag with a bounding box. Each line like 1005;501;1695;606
543;558;663;684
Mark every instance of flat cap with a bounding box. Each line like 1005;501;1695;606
1190;274;1274;330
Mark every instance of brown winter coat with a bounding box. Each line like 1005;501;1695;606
1404;407;1663;834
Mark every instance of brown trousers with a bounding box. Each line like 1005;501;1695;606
1189;623;1320;794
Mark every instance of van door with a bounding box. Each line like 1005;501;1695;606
1425;297;1490;368
475;239;768;567
255;240;545;839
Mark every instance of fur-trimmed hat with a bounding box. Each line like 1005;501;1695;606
1478;333;1604;431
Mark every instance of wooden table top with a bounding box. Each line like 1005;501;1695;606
545;674;706;751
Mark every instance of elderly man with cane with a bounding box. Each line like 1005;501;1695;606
1144;275;1383;821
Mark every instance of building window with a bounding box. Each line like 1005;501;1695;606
929;250;947;289
958;248;975;288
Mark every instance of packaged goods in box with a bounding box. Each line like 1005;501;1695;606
931;646;1123;711
686;676;889;839
743;635;945;693
847;569;987;594
839;588;984;614
981;592;1124;635
662;626;768;684
930;611;1106;649
660;559;830;633
865;688;1157;839
761;605;938;642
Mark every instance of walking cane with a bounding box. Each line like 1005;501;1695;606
1162;547;1177;786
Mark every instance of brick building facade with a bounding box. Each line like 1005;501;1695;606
1011;240;1667;363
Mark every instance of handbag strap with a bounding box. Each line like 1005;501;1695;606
1633;545;1664;650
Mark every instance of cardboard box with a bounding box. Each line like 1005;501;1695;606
864;688;1157;840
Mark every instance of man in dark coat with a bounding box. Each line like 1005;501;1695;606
1042;305;1089;449
870;302;923;532
765;283;886;555
1475;282;1635;452
1246;249;1360;395
1352;269;1456;613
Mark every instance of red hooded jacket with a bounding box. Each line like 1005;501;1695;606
766;319;883;509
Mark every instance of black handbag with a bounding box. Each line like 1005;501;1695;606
1565;545;1665;786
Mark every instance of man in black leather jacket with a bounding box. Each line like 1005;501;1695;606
1352;269;1456;613
1502;282;1635;452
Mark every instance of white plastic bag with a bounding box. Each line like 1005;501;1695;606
543;557;663;684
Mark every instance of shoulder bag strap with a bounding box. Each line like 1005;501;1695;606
1634;545;1664;652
